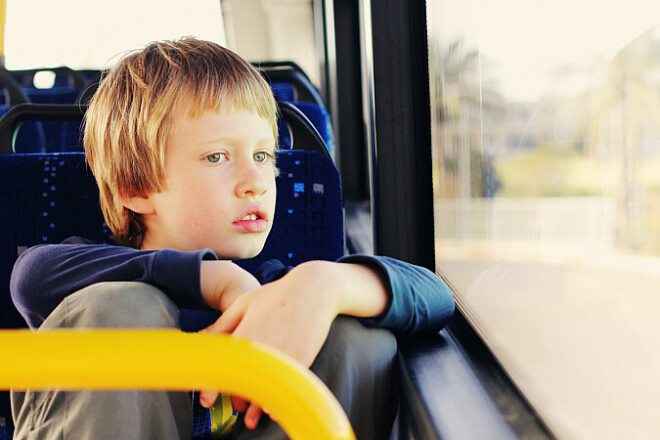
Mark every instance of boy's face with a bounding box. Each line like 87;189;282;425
139;103;277;259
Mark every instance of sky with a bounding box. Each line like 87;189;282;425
3;0;225;70
428;0;660;101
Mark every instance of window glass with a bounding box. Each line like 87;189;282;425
428;1;660;438
4;0;225;70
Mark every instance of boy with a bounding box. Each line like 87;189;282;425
10;38;454;439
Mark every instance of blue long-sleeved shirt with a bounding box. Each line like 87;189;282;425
11;236;455;334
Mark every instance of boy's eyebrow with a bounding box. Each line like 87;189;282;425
199;135;276;148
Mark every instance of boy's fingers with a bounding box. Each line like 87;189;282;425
199;390;219;408
231;395;249;413
204;304;243;334
244;403;263;429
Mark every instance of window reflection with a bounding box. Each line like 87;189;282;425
429;1;660;438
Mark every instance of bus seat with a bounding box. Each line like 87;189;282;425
271;81;296;102
8;67;86;90
0;153;112;330
277;101;335;157
17;91;83;153
0;104;86;154
257;62;326;109
0;70;30;106
0;105;46;154
256;63;334;156
76;69;102;84
293;102;334;154
76;70;105;106
0;68;85;154
255;60;313;82
25;87;81;105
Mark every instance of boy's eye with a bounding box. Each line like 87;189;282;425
206;152;226;163
254;151;273;163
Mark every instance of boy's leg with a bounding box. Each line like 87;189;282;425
233;316;398;440
11;282;193;440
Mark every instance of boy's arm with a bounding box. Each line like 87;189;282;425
206;255;454;366
199;260;261;311
207;260;390;363
338;254;456;335
201;257;455;426
10;237;255;328
200;260;390;423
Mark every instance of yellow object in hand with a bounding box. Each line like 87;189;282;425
210;394;237;438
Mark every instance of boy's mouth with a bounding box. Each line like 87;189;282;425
232;209;269;233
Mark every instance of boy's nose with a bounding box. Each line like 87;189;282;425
235;163;269;198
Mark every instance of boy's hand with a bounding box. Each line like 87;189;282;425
200;261;339;426
200;261;261;311
199;260;391;429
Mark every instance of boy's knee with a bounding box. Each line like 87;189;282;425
44;282;179;330
311;317;398;440
317;316;398;373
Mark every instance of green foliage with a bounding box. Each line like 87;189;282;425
495;144;614;197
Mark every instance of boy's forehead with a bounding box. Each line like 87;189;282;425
175;89;263;118
162;89;276;144
168;102;275;144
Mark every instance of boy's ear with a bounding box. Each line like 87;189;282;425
118;189;156;215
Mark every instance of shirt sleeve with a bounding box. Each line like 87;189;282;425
10;237;217;328
337;254;455;335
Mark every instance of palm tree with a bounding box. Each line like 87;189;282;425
429;36;503;198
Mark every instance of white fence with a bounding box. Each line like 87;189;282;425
435;197;616;250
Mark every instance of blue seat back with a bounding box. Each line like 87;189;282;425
0;153;112;330
278;102;334;155
14;89;83;153
25;88;81;105
8;67;85;90
0;105;46;153
271;82;296;102
0;104;86;154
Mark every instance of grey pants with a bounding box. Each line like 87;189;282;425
11;282;398;439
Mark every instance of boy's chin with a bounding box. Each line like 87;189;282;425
216;244;265;261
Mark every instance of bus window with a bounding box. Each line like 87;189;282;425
428;1;660;438
4;0;225;70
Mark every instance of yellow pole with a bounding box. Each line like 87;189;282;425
0;329;355;440
0;0;6;66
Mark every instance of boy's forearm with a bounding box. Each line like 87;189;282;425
200;261;261;311
290;260;390;319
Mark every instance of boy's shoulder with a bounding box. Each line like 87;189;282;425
61;236;99;245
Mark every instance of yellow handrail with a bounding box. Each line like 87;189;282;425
0;329;355;440
0;0;6;65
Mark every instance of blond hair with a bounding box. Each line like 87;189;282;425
84;37;278;248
